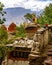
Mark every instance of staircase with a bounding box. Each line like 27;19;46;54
44;25;52;65
44;42;52;65
47;42;52;58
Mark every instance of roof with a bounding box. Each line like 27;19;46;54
25;23;37;28
25;23;40;32
8;23;16;33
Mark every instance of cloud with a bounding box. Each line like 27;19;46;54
23;1;49;11
0;0;52;11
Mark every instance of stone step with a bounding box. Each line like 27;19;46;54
29;54;41;60
44;59;52;65
2;60;29;65
30;51;40;55
47;52;52;56
48;56;52;58
48;42;52;45
47;49;52;52
48;45;52;49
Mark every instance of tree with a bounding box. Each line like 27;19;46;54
0;2;6;25
24;13;33;22
37;3;52;26
0;2;6;65
0;27;8;65
0;27;8;42
24;13;37;23
15;24;26;38
44;4;52;24
37;15;47;27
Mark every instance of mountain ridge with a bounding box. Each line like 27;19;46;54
3;7;43;26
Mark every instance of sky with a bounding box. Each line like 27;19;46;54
0;0;52;11
0;0;52;26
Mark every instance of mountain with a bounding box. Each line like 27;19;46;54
4;7;32;26
3;7;43;26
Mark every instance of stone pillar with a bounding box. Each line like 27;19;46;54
48;24;52;43
43;28;48;49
